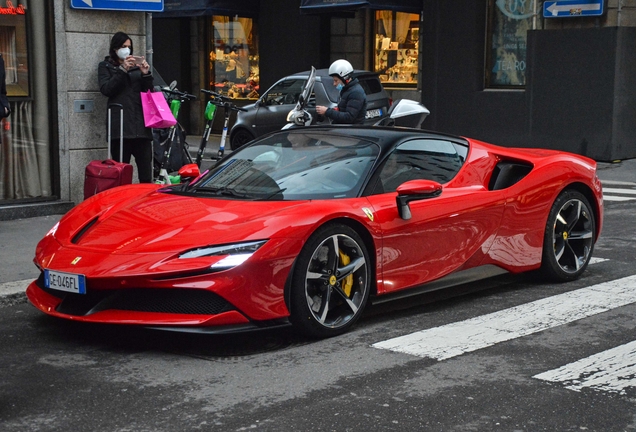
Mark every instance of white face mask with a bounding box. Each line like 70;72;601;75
116;47;130;60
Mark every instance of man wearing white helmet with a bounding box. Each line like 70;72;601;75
316;59;367;124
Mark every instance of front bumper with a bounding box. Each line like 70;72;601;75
25;275;273;332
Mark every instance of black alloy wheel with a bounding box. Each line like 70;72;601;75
289;224;371;338
540;190;596;281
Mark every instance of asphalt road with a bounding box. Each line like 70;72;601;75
1;159;636;431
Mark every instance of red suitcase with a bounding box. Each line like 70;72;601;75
83;104;133;200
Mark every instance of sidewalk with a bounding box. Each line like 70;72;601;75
1;155;634;301
0;214;62;301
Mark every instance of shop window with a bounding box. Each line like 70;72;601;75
209;16;259;100
374;11;419;87
0;5;28;96
0;2;49;202
485;0;541;88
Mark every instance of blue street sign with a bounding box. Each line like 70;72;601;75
543;0;604;18
70;0;164;12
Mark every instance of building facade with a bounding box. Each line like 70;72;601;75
1;0;635;218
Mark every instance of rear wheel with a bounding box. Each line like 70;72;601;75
289;224;371;338
540;190;595;281
230;129;254;150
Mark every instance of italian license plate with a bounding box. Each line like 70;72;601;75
365;108;382;119
44;270;86;294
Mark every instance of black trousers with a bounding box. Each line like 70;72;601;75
110;138;153;183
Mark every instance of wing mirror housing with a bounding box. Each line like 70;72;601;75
178;163;200;182
395;180;442;220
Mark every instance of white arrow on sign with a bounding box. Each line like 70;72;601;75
80;0;93;6
547;2;601;16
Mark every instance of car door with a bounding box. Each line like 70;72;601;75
253;78;307;136
365;139;507;294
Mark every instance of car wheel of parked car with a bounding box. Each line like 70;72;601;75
540;190;595;281
289;224;371;338
230;129;254;150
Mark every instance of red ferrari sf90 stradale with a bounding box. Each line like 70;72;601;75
27;126;603;337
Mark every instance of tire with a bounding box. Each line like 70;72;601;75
540;190;596;281
230;129;254;151
289;224;371;338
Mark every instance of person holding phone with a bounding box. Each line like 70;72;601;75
97;31;154;183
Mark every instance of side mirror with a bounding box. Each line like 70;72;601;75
178;163;200;181
395;180;442;220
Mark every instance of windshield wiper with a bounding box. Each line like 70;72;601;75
192;186;250;199
257;188;287;201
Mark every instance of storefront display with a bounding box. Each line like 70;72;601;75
208;16;259;100
374;11;419;86
0;2;28;97
0;1;51;202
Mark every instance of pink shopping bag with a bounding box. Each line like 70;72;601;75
141;90;177;128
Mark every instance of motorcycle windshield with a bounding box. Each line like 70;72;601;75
295;66;316;111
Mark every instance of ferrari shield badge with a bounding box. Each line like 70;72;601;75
362;207;374;222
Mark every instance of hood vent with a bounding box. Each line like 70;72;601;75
71;216;100;244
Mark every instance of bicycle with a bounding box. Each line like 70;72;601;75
198;89;248;161
153;84;197;184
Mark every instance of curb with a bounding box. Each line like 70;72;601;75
0;280;30;306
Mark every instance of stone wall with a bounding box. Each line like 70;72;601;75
54;0;147;205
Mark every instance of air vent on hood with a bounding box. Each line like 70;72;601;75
71;216;100;244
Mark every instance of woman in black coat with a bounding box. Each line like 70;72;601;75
98;31;154;183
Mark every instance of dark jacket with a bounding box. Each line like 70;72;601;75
0;54;10;118
325;78;367;124
98;56;154;140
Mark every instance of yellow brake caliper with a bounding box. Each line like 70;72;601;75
338;251;354;297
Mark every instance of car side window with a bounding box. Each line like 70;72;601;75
264;79;306;106
372;139;463;194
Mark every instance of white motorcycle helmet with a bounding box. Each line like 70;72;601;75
328;59;354;82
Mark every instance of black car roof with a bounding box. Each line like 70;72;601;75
283;125;469;155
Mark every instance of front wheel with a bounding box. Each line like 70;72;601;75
540;190;596;281
230;129;254;151
289;224;371;338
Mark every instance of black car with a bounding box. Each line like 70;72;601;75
229;69;391;150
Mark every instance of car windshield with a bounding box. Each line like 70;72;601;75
188;130;380;200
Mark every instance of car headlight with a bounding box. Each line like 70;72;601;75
179;240;267;270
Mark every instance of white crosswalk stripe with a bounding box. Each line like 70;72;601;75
602;181;636;202
373;274;636;361
371;257;636;395
534;341;636;395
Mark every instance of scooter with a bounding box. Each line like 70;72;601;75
194;89;221;167
283;66;430;130
198;89;248;161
